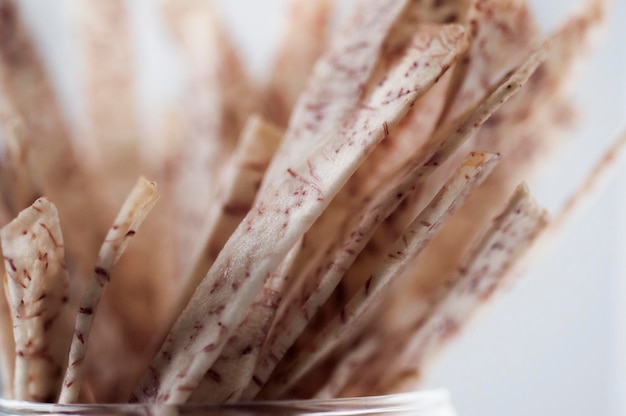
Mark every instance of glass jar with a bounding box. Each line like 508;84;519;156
0;390;455;415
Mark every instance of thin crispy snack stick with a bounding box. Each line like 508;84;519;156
77;0;140;197
264;0;335;126
367;184;548;395
0;198;73;402
261;0;411;188
187;246;300;403
245;45;543;400
260;152;499;399
439;0;540;126
132;21;466;404
58;178;159;404
470;0;605;154
179;116;284;312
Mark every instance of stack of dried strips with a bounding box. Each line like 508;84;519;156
0;0;622;405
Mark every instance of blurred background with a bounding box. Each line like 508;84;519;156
15;0;626;414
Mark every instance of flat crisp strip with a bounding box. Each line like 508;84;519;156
178;116;284;313
260;152;499;399
188;248;299;403
439;0;540;126
264;0;335;126
59;177;159;404
246;44;543;400
0;198;73;402
132;20;467;404
78;0;140;199
260;0;410;188
341;184;547;397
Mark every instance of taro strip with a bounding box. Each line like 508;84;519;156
342;184;547;397
264;0;334;126
188;248;299;403
259;151;499;399
246;41;546;400
438;0;540;126
59;178;159;404
77;0;140;195
178;116;283;312
132;22;467;405
0;198;73;402
260;0;410;188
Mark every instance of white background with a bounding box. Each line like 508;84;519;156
17;1;626;415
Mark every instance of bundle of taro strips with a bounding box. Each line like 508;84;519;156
0;0;622;405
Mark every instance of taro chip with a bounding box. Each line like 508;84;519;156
59;178;159;404
0;198;73;402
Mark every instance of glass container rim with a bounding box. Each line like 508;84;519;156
0;389;453;415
